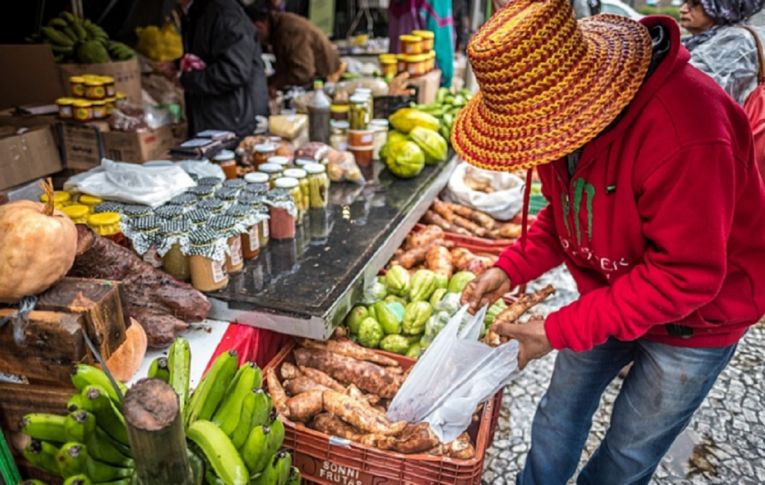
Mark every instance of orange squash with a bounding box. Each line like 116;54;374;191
0;181;78;303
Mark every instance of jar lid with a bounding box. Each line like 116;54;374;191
85;79;104;86
188;228;222;246
94;201;125;213
168;193;199;206
215;187;240;200
40;191;71;203
349;94;368;104
406;54;429;62
412;30;435;39
62;204;89;219
198;198;225;212
267;156;290;166
186;209;210;223
294;159;313;167
161;218;192;236
283;168;307;179
223;178;247;189
331;104;350;113
331;120;350;131
197;176;223;187
259;163;283;174
226;204;252;218
244;172;269;184
254;143;276;153
130;215;162;231
238;192;265;205
213;149;235;161
121;204;153;218
79;194;103;206
100;75;115;83
379;53;396;62
187;185;216;197
116;91;127;99
88;212;121;226
56;97;75;105
70;76;85;83
399;34;423;42
208;215;238;232
274;177;299;189
155;205;185;220
370;119;389;129
72;100;91;108
303;162;327;174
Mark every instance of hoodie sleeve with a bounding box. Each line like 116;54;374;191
494;179;566;286
545;143;741;352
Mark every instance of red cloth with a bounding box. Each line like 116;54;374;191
494;16;765;352
743;86;765;185
205;323;292;372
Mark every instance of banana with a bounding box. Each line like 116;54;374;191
72;364;126;404
67;393;92;413
60;12;77;23
64;411;96;443
41;26;74;47
147;357;170;383
82;19;108;43
65;14;87;41
21;413;67;443
167;337;191;415
20;480;48;485
186;420;248;485
204;468;227;485
49;18;68;29
62;26;78;43
286;466;302;485
63;476;92;485
84;385;129;445
250;388;272;429
251;451;283;485
85;426;133;467
185;350;238;427
275;451;292;485
212;362;258;436
85;456;133;482
230;390;257;449
23;439;60;476
242;425;270;475
56;442;87;477
266;414;285;458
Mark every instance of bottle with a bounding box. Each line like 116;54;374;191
308;80;331;144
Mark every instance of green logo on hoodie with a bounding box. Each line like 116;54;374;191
562;177;595;245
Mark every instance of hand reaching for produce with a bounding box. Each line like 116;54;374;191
460;267;511;314
491;316;552;370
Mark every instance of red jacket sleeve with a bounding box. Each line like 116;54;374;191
494;181;566;285
545;143;741;351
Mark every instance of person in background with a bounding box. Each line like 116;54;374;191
179;0;268;136
245;2;343;95
453;0;471;53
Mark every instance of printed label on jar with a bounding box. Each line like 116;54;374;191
263;222;270;240
249;226;260;252
231;237;243;266
212;260;226;283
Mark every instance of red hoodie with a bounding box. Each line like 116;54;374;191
495;16;765;352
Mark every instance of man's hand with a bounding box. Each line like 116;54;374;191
491;316;552;369
460;267;511;314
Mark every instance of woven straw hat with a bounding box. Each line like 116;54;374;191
451;0;652;172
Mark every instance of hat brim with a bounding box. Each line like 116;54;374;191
452;14;652;172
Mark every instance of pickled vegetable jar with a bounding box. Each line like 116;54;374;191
274;177;304;223
244;172;270;193
258;163;284;186
283;168;310;213
303;162;329;208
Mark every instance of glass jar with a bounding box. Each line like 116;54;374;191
105;97;116;116
187;229;229;292
406;54;429;77
84;78;107;100
197;198;226;215
155;205;185;221
70;76;86;98
349;94;369;131
283;168;310;213
187;185;216;200
167;193;199;211
222;179;247;190
330;103;349;121
121;204;153;220
208;215;246;274
236;197;270;248
125;215;162;267
227;204;261;260
100;76;116;97
274;177;304;223
330;120;349;151
215;187;241;208
72;100;93;122
397;54;408;74
197;177;223;188
400;34;424;55
159;219;192;282
40;190;71;209
62;204;90;224
379;54;398;80
88;212;127;246
253;143;276;167
56;98;75;119
267;156;290;169
355;88;374;121
94;201;125;214
244;172;270;193
115;91;128;109
412;30;435;52
303;162;330;208
92;100;108;120
258;163;284;186
267;189;297;240
214;149;238;180
370;119;389;160
78;194;103;212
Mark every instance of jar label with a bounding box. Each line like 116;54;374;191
231;237;243;266
262;222;270;240
249;226;260;251
212;260;226;283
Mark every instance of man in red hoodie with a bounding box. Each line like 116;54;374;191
453;1;765;484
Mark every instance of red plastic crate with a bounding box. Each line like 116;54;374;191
265;340;503;485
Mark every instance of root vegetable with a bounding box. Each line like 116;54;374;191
299;338;400;367
280;362;301;380
298;366;345;392
445;202;496;230
425;245;453;278
392;423;440;454
397;241;441;269
266;367;291;418
495;285;555;325
489;223;522;240
451;214;487;237
422;211;470;235
445;432;475;460
287;390;324;422
322;391;406;435
404;225;444;250
284;376;331;396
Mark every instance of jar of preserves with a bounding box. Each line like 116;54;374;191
236;196;270;248
330;103;349;121
105;97;117;116
72;100;93;122
244;172;270;193
258;163;284;186
167;193;199;211
56;98;75;119
197;198;226;215
70;76;86;98
94;201;125;214
349;94;369;131
186;229;229;292
186;209;210;229
197;177;223;188
303;162;330;208
400;34;424;55
267;188;297;240
187;185;217;200
267;156;290;169
253;143;276;167
274;177;304;223
214;150;238;180
92;100;108;120
88;211;127;246
121;204;153;220
283;168;310;213
215;187;241;208
330;120;349;151
84;78;107;100
208;215;246;274
40;190;72;209
62;204;90;224
379;54;398;80
100;76;116;97
406;54;429;77
124;215;163;267
226;204;260;260
78;194;103;212
397;54;408;74
155;205;186;221
223;179;248;190
159;219;193;281
412;30;435;52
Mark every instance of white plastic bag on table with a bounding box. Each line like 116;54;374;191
387;305;520;443
445;162;525;221
64;159;195;208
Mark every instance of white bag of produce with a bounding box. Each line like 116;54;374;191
446;162;525;221
65;158;195;208
387;305;519;442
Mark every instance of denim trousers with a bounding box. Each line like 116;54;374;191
517;337;737;485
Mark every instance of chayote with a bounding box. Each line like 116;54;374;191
379;334;410;355
384;265;411;297
357;317;384;348
448;271;476;293
405;342;424;359
409;126;448;165
409;269;438;302
345;305;369;335
373;302;402;335
386;141;425;179
429;288;448;307
403;301;433;335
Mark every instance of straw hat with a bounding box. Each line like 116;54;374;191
451;0;652;172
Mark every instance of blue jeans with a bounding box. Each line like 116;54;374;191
517;337;737;485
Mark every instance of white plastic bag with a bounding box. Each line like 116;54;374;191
387;305;520;443
445;162;525;221
64;159;195;208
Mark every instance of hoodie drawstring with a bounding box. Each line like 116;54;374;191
517;168;533;295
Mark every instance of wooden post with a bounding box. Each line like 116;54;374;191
123;378;193;485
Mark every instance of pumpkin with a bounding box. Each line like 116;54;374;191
0;181;78;303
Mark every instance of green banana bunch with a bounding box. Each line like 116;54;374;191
64;411;96;443
252;451;292;485
56;442;87;477
286;466;302;485
250;388;273;429
147;356;170;383
23;440;60;475
84;385;129;445
212;362;260;436
82;18;108;43
107;41;135;61
84;426;133;467
242;425;271;475
185;350;239;427
85;454;133;482
168;337;191;415
71;364;126;404
230;390;257;449
63;475;93;485
187;420;249;485
20;480;48;485
20;413;67;443
266;413;285;458
67;394;92;413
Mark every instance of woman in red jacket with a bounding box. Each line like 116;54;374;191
456;1;765;483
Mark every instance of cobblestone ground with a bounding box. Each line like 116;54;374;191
482;268;765;484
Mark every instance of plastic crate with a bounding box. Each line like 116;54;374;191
265;341;503;485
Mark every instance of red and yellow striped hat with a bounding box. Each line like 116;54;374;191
451;0;652;172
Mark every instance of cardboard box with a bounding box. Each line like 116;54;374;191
0;45;65;110
58;58;142;104
0;123;63;191
59;122;105;171
102;123;182;163
409;69;442;104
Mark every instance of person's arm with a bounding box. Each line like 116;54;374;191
545;143;742;352
181;12;255;95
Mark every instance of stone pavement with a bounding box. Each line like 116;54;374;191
482;268;765;484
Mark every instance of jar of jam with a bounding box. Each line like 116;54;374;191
214;150;238;180
70;76;86;97
267;156;290;169
400;34;424;55
303;162;330;208
62;204;90;224
330;103;349;121
124;215;163;267
72;100;93;122
92;100;108;120
227;204;260;260
56;98;75;119
186;209;210;229
267;188;297;240
121;204;153;220
78;194;103;212
187;185;216;200
197;198;226;215
215;187;241;208
159;219;192;281
412;30;435;52
101;76;116;97
236;196;270;248
274;177;304;223
244;172;270;193
155;205;185;221
283;168;310;214
40;190;72;209
197;177;223;188
223;179;248;190
84;78;107;100
258;163;284;186
208;215;246;274
167;193;199;211
88;212;127;246
187;229;229;292
253;143;276;167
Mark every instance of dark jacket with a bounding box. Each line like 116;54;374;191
268;12;341;90
181;0;268;136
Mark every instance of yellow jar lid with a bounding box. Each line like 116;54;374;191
92;100;108;106
427;50;436;59
99;76;115;83
412;30;435;39
40;191;72;203
380;57;397;65
72;100;92;107
400;34;422;42
116;91;126;99
331;104;350;113
70;76;86;83
62;204;89;220
379;53;396;62
406;54;429;62
79;194;103;206
85;79;104;86
88;212;121;226
56;97;75;105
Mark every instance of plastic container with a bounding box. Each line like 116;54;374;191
379;54;398;80
56;97;75;119
348;129;374;147
214;149;238;180
78;194;103;212
40;190;71;209
70;76;86;98
406;54;429;77
72;100;93;122
400;34;424;55
61;204;90;224
349;145;374;166
303;162;329;208
88;212;127;246
264;342;502;485
397;54;408;74
426;50;437;72
413;30;435;52
308;80;331;144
